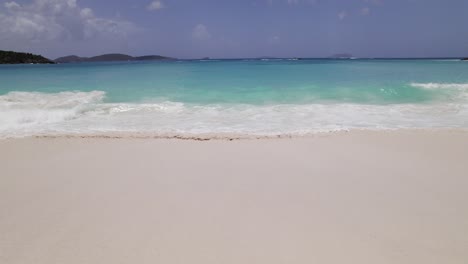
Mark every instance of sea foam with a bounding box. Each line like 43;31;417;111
0;91;104;134
410;83;468;90
1;87;468;138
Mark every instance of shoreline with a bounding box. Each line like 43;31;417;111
2;128;468;141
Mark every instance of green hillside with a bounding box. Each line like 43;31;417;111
0;50;54;64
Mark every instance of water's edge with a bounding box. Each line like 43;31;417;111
1;128;464;141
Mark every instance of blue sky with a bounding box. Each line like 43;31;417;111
0;0;467;59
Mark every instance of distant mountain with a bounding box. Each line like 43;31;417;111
55;53;175;63
54;55;86;63
462;58;468;61
86;53;134;62
0;50;54;64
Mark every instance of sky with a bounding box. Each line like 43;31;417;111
0;0;467;59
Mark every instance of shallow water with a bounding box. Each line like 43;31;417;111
1;59;468;137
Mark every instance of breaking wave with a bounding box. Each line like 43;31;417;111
410;82;468;90
1;86;468;138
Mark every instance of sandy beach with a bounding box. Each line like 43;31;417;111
1;130;468;264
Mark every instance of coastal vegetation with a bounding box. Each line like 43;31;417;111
0;50;54;64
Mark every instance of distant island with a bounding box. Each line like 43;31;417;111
462;58;468;61
55;53;175;63
0;50;54;64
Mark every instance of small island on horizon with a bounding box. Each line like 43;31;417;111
2;50;468;64
0;50;177;64
55;53;176;63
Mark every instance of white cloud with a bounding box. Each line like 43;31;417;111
361;7;370;15
192;24;211;40
147;0;164;11
338;11;347;20
4;1;20;10
0;0;136;44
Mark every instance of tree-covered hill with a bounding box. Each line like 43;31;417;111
0;50;55;64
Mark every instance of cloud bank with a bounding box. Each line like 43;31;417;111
0;0;137;56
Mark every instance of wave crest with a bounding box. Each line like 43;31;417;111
1;90;468;138
410;83;468;90
0;91;105;108
0;91;106;133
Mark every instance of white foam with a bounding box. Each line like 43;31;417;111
1;90;468;138
410;83;468;90
0;91;104;136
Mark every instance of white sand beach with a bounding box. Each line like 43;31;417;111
1;130;468;264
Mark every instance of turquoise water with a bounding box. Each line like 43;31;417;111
1;59;468;137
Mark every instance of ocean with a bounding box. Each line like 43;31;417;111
1;59;468;138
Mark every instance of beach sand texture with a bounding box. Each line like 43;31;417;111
1;130;468;264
